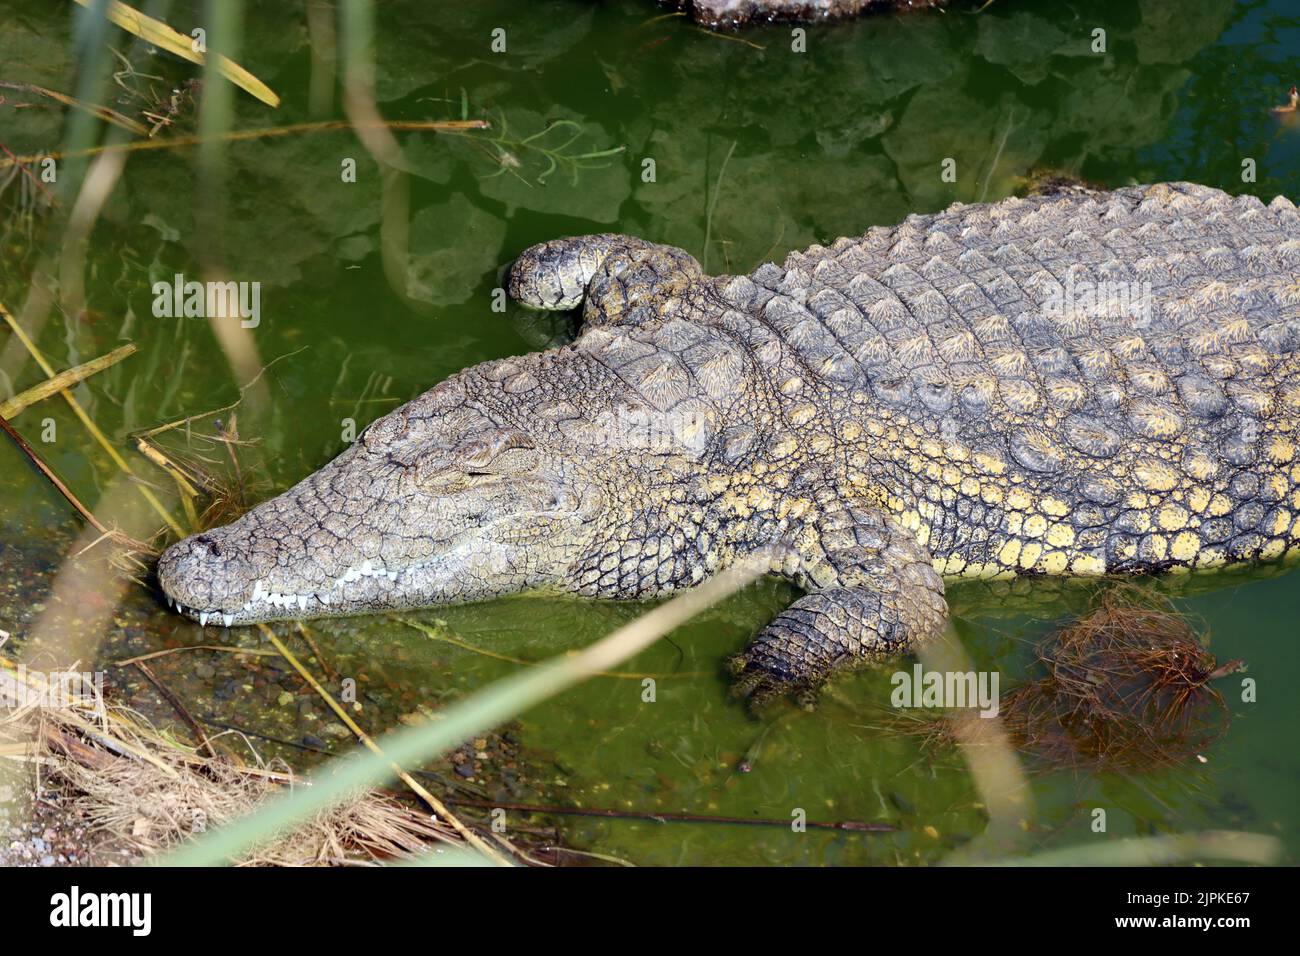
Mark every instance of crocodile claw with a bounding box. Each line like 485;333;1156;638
726;653;820;715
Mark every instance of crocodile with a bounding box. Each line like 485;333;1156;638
158;182;1300;702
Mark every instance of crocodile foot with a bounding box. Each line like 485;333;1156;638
726;652;821;714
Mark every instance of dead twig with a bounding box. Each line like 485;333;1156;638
0;412;153;553
0;300;185;537
294;621;338;683
0;139;56;203
214;414;245;508
134;436;202;529
113;644;280;666
440;797;898;832
0;119;489;170
133;660;218;758
256;623;513;866
0;343;137;419
395;616;706;680
0;79;150;136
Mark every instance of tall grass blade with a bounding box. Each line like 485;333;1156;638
981;831;1281;866
159;560;767;866
70;0;280;107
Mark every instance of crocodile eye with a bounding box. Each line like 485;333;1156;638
458;429;538;476
458;439;496;471
410;428;539;490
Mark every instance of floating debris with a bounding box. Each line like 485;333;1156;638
922;589;1244;772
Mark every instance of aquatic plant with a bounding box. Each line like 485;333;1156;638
1002;591;1243;771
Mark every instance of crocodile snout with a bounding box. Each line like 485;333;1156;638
157;531;255;625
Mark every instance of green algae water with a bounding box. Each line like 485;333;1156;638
1;0;1298;865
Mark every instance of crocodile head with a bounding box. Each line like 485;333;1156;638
156;359;621;626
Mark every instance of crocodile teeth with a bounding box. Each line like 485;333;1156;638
199;611;210;627
251;580;266;603
360;560;373;576
297;595;308;611
222;613;233;627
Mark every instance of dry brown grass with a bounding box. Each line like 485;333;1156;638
1;660;470;865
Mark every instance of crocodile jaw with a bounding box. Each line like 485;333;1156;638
157;526;535;627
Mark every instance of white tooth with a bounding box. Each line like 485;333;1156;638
270;592;281;606
343;567;357;583
199;611;210;627
320;593;332;605
297;595;308;611
388;571;397;581
360;559;373;576
251;580;266;603
222;613;233;627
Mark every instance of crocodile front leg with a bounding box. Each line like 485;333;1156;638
731;502;949;707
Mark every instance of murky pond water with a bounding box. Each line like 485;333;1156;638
1;0;1297;865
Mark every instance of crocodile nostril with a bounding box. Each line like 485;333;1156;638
193;535;223;557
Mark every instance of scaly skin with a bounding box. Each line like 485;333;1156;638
159;182;1300;704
